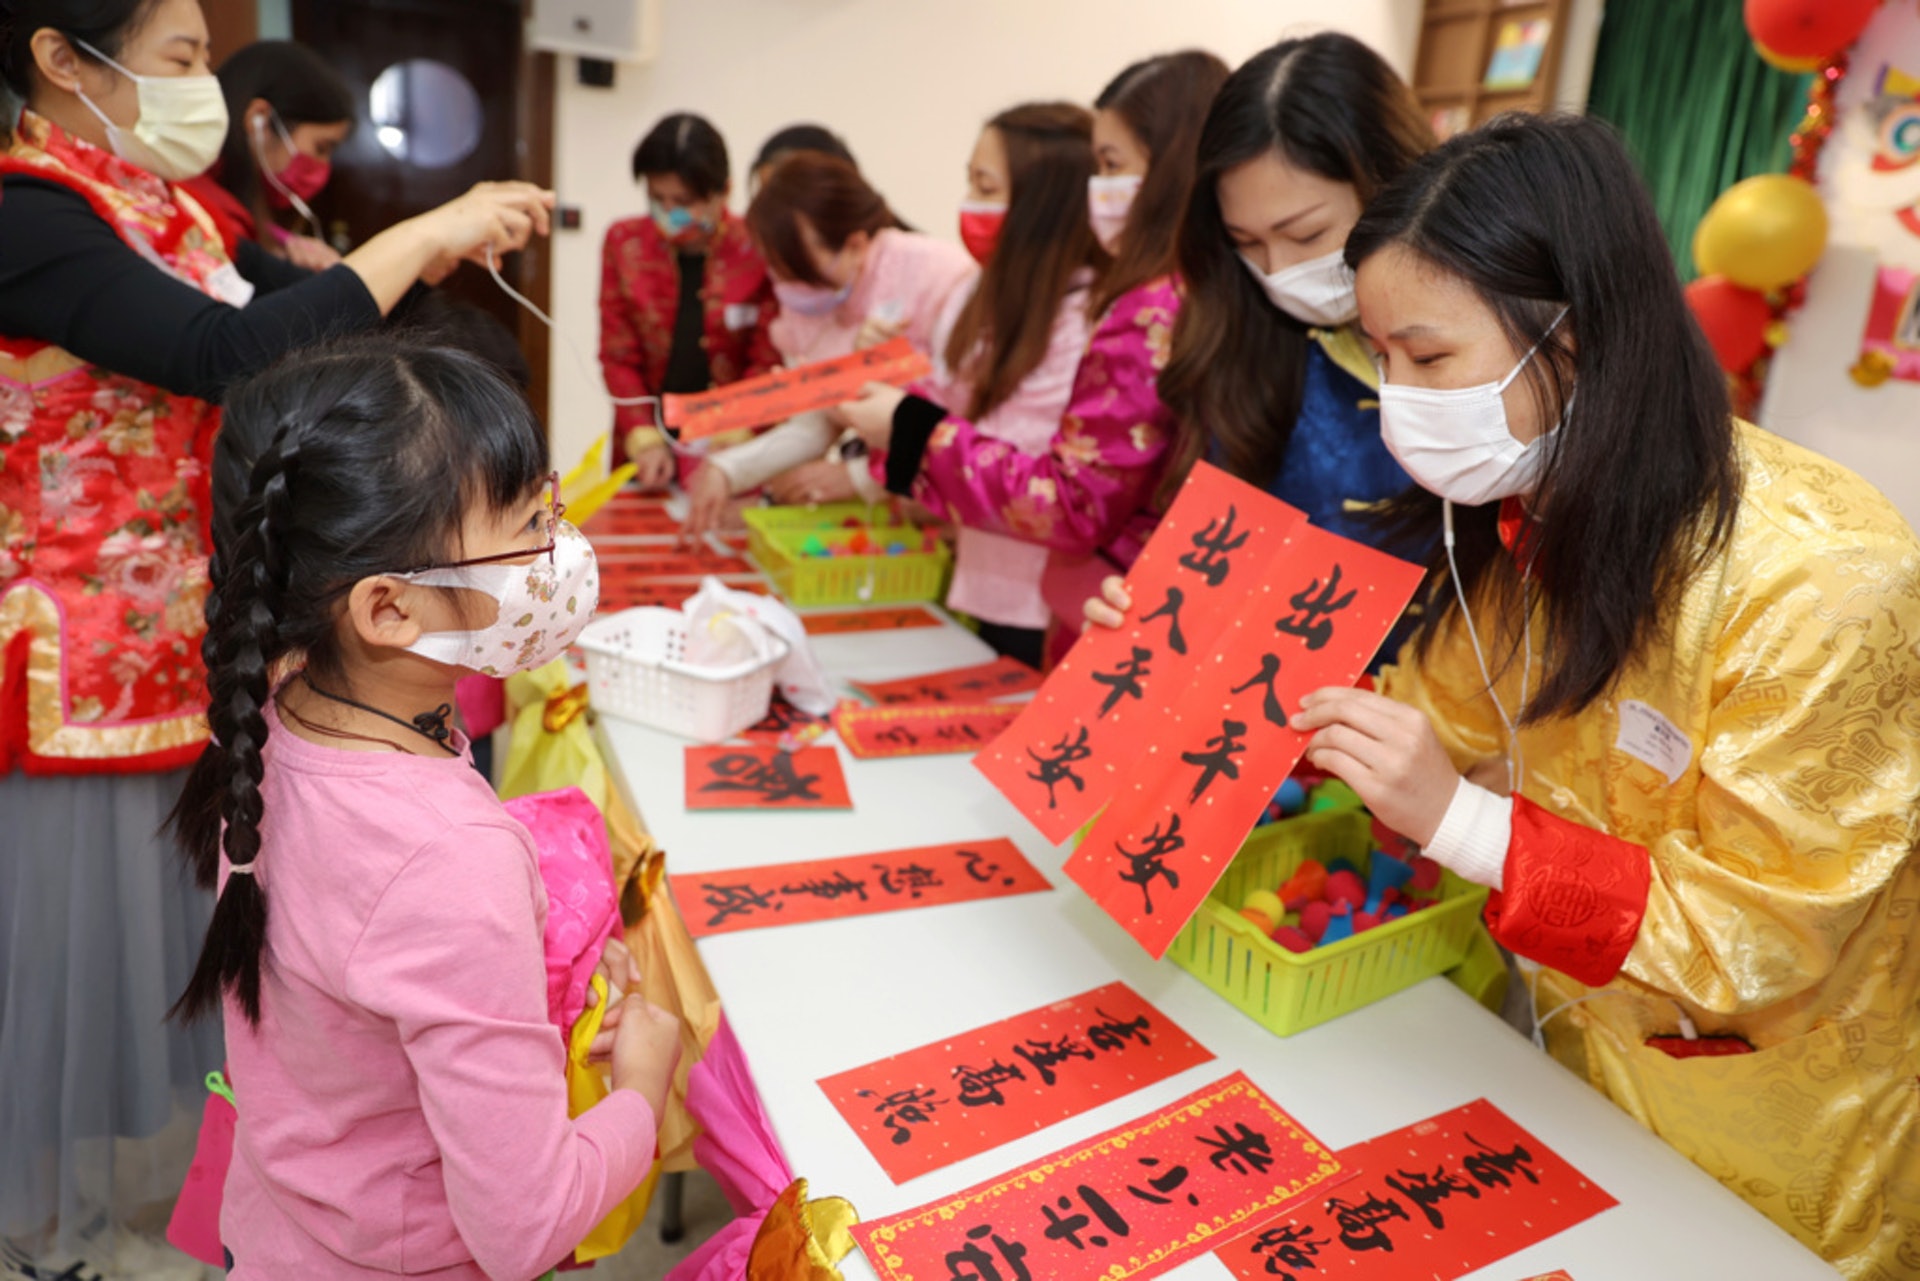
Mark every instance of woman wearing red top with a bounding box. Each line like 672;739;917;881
598;112;780;489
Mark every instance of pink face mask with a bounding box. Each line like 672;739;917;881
268;152;331;207
255;111;332;212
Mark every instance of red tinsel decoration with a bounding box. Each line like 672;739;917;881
1737;54;1849;416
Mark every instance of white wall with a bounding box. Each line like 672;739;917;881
543;0;1422;472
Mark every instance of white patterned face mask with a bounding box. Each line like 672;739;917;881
393;480;600;676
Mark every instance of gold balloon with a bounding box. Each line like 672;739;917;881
1851;350;1895;387
1694;174;1830;290
1755;41;1823;74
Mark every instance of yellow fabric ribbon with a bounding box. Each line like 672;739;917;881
747;1179;858;1281
566;974;659;1262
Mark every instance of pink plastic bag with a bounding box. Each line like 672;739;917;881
165;1072;237;1267
665;1017;793;1281
503;787;622;1032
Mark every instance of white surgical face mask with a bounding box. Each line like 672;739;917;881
72;39;228;182
1241;248;1359;327
1087;173;1141;252
1377;308;1571;506
399;522;600;677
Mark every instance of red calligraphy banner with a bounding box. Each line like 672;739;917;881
594;550;757;578
735;695;831;748
818;981;1215;1182
663;337;933;442
854;1072;1343;1281
671;838;1051;938
1214;1099;1617;1281
974;464;1307;846
595;579;768;613
802;605;944;636
683;744;852;811
852;656;1043;707
1070;524;1425;957
583;505;682;538
835;702;1023;759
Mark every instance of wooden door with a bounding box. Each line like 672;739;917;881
290;0;555;421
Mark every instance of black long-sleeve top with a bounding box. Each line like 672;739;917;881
0;174;383;402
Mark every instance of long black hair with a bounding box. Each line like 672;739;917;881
1346;113;1741;721
169;335;548;1025
1087;49;1228;320
1157;34;1432;502
213;41;353;234
1;0;157;139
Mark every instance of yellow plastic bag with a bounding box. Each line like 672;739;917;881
566;974;660;1262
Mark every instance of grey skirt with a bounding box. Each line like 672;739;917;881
0;767;223;1256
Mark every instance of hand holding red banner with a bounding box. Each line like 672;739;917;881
1070;524;1425;957
663;337;933;442
974;465;1306;845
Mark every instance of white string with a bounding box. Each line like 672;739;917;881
255;114;321;241
1443;499;1531;791
483;246;710;459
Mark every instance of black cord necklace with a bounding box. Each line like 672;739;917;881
299;672;457;755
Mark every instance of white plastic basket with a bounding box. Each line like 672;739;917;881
577;607;789;743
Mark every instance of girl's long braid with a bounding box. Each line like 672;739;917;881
169;432;298;1025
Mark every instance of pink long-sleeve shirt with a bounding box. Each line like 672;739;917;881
219;703;656;1280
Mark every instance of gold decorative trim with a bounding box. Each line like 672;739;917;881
1;584;208;761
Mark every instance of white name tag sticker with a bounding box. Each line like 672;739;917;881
723;302;760;331
1615;699;1692;784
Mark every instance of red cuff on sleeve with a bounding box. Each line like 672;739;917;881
1483;796;1650;987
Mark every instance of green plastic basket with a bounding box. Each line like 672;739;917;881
1164;809;1491;1036
740;503;903;570
752;525;951;607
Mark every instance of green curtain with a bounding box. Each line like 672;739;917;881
1586;0;1813;279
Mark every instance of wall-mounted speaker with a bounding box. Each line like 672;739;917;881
527;0;661;64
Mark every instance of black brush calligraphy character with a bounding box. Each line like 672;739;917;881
1275;563;1356;651
1179;505;1249;587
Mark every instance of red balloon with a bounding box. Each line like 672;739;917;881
1686;275;1773;374
1744;0;1876;61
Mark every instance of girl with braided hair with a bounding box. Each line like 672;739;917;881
168;335;681;1279
0;1;554;1267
